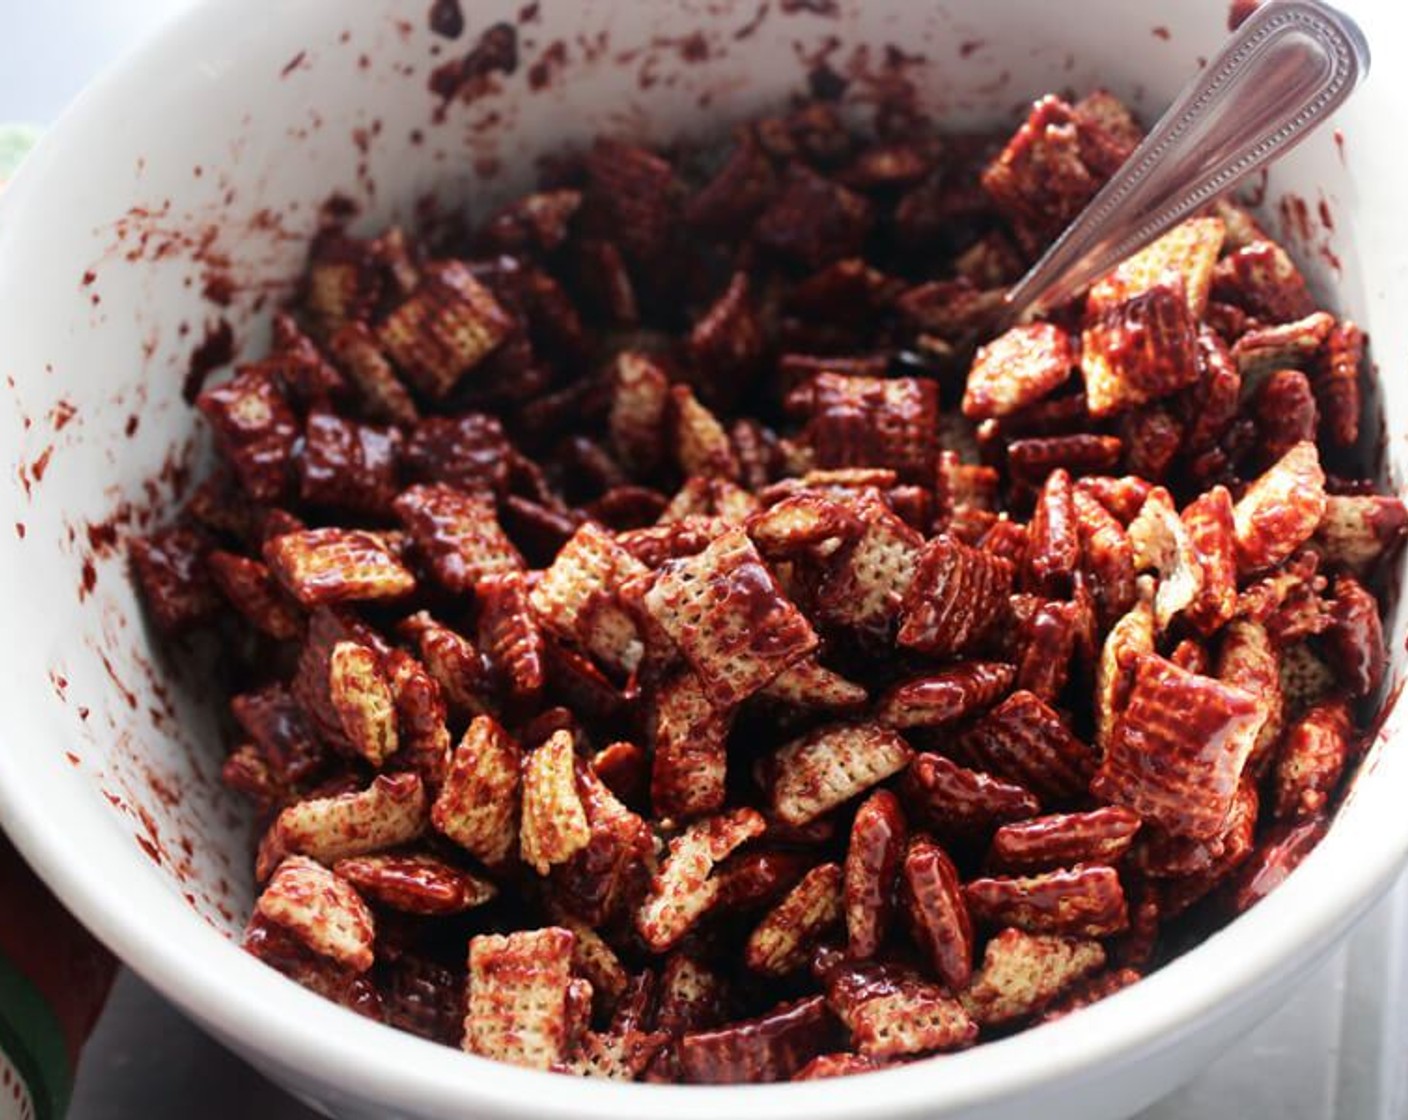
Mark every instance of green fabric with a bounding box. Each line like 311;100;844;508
0;125;41;180
0;954;70;1120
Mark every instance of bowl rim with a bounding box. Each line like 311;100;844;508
2;1;1407;1116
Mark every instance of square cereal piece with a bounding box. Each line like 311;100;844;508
1231;311;1336;380
901;838;974;989
521;730;592;875
876;662;1016;730
901;752;1041;835
815;491;926;634
1181;485;1238;635
608;350;670;475
264;309;350;402
822;957;977;1058
1232;441;1327;574
685;131;779;235
962;690;1095;802
231;683;326;790
897;535;1013;656
897;278;1007;343
677;996;836;1084
130;525;220;633
242;910;381;1018
962;865;1128;938
1314;493;1408;575
842;790;907;959
1092;653;1262;839
1087;216;1226;319
298;411;402;517
207;550;303;640
760;658;868;710
265;527;415;607
377;259;514;398
768;722;913;826
476;571;546;706
849;984;975;1059
1071;89;1143;174
746;493;864;558
689;271;767;408
256;855;376;972
326;320;419;427
989;806;1143;873
480;187;582;255
432;715;522;868
1025;467;1081;595
650;670;733;821
1080;279;1200;418
529;522;648;677
753;163;875;270
288;606;388;754
1315;320;1364;448
640;526;818;707
636;808;766;952
334;853;496;915
962;322;1075;421
584;138;679;271
548;766;655;927
303;231;381;336
671;384;742;481
655;953;728;1037
1094;588;1155;753
384;650;451;786
960;929;1105;1027
1072;488;1136;628
980;96;1111;255
327;640;399;767
393;482;523;595
1127;487;1204;631
261;772;428;879
745;862;843;977
196;367;299;503
400;611;492;716
1210;238;1316;323
465;927;576;1070
402;413;512;496
798;373;939;485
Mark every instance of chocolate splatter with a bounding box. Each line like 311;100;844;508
182;318;235;403
428;0;464;39
733;2;770;41
50;399;77;431
428;21;518;117
1279;193;1312;244
527;41;568;91
280;50;308;78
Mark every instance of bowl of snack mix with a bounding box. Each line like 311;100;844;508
2;0;1406;1116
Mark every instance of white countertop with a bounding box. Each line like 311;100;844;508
6;2;1405;1116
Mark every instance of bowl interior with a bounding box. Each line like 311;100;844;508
1;1;1405;1118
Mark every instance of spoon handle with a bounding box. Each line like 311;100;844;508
1002;0;1369;321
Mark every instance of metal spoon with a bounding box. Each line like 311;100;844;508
995;0;1369;333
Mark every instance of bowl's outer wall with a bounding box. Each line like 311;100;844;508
0;1;1406;1118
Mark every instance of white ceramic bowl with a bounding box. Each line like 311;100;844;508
2;1;1406;1117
